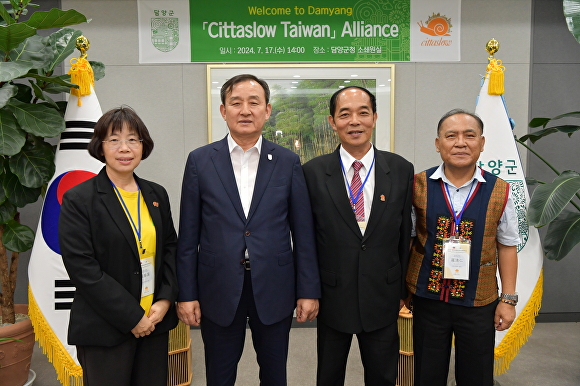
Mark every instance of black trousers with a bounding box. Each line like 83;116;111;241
412;295;498;386
76;330;169;386
200;270;293;386
317;319;399;386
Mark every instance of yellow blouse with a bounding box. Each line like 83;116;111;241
115;187;157;315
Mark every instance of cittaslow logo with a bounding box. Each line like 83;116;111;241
151;17;179;52
417;13;452;37
417;13;453;46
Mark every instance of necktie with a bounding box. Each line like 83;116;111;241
350;161;365;222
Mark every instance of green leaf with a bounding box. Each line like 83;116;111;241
0;108;26;156
551;111;580;120
23;8;88;30
519;125;580;143
42;82;72;94
89;60;105;81
0;173;6;205
525;177;540;186
0;22;35;52
0;201;16;224
2;218;34;252
543;210;580;261
13;83;32;103
528;170;580;226
528;117;550;128
0;83;16;109
564;0;580;43
0;60;33;82
9;140;55;188
54;100;67;115
0;4;15;25
2;167;41;207
26;72;77;88
43;27;82;73
9;33;52;70
28;79;57;108
6;98;64;137
528;111;580;128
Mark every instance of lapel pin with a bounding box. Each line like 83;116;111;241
268;154;272;161
153;201;159;207
380;194;385;202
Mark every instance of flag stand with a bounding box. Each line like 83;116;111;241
167;321;192;386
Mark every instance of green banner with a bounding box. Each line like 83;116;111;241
190;0;410;62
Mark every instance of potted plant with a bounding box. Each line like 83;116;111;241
516;113;580;261
0;2;104;385
514;0;580;262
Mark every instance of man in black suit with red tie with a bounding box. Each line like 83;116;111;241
303;86;414;385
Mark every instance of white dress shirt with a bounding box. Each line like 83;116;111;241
228;134;262;218
339;145;375;235
411;164;520;246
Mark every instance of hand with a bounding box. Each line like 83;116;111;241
131;314;155;338
148;299;171;325
494;301;516;331
402;295;413;311
176;300;201;326
296;298;319;322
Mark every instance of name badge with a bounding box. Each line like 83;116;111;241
140;256;155;297
442;236;470;280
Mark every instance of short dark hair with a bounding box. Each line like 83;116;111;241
437;108;484;135
88;105;154;163
220;74;270;105
329;86;376;117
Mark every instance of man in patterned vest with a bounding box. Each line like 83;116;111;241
406;109;519;386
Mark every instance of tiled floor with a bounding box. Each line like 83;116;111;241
31;322;579;385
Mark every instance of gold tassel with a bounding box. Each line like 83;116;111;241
28;286;84;386
68;56;94;107
487;57;505;95
493;269;544;375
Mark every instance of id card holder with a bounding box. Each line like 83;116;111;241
442;236;471;280
140;256;155;297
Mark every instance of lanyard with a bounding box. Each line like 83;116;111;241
111;181;143;252
444;179;477;235
340;156;375;211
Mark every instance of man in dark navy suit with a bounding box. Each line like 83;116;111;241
176;74;320;386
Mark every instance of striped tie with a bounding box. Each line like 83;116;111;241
351;161;365;222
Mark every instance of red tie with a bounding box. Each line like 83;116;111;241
350;161;365;222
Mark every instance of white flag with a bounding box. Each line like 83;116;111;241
28;89;103;386
475;74;543;375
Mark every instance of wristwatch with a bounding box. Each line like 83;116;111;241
500;293;518;306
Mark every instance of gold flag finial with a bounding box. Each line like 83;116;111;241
486;38;499;58
485;38;504;95
75;35;90;59
69;35;94;105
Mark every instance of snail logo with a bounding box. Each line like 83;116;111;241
151;17;179;52
418;13;452;37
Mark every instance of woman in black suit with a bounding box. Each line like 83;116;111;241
59;106;178;385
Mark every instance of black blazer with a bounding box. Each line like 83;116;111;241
59;167;178;346
303;147;413;334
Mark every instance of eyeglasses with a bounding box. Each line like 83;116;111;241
102;138;143;149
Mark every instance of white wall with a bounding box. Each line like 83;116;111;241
60;0;533;223
14;0;534;304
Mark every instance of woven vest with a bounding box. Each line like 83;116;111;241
406;167;509;307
